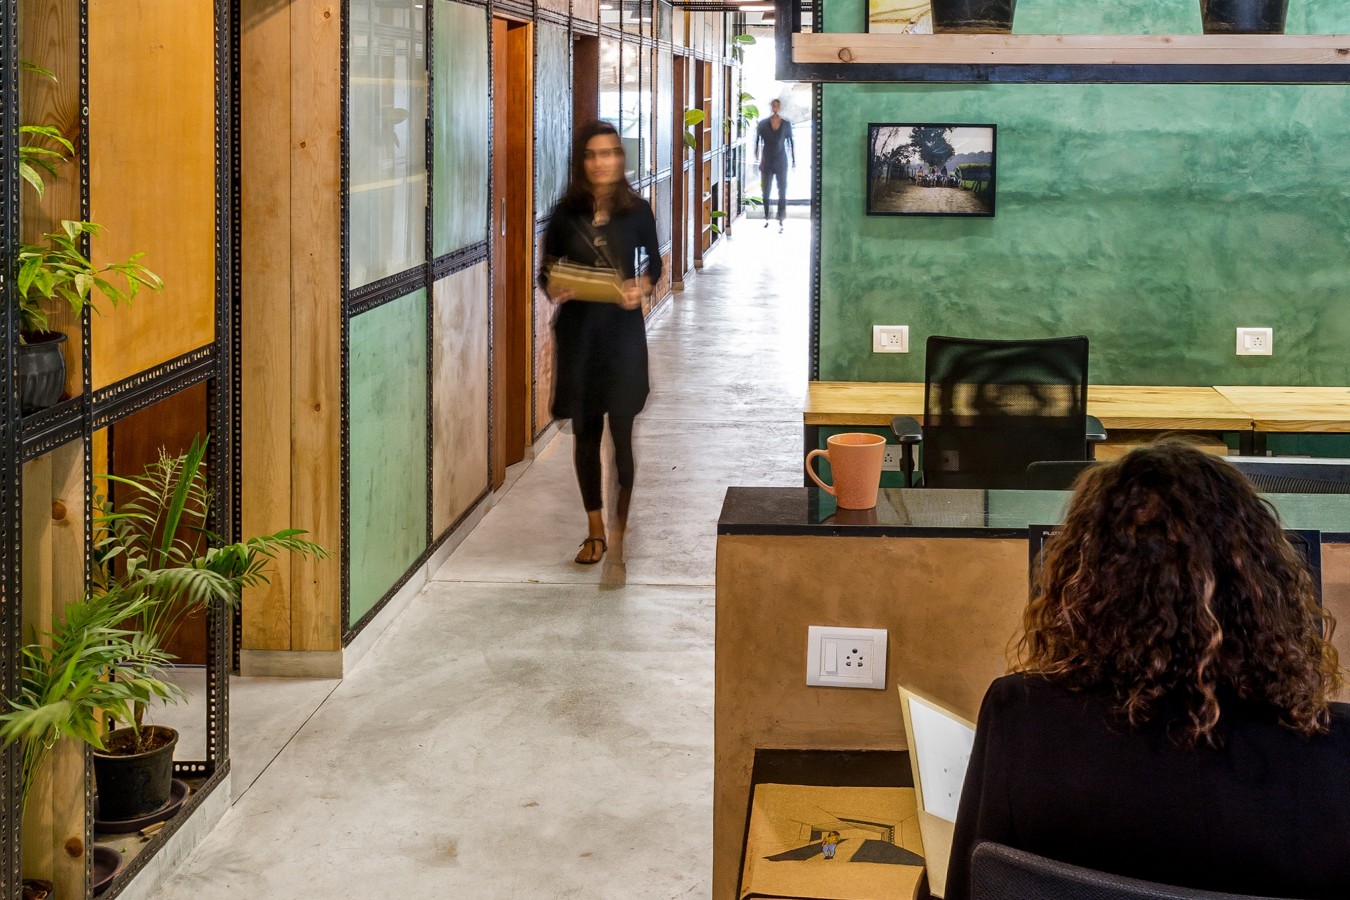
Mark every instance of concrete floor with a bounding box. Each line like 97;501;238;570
145;213;809;899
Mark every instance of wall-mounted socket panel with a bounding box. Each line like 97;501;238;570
1236;327;1273;356
873;325;909;353
806;625;888;690
881;444;906;472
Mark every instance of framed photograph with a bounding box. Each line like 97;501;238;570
866;0;932;33
867;124;997;217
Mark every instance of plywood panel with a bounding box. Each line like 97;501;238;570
20;0;85;398
290;0;343;652
433;1;490;257
533;231;558;437
574;0;599;27
240;0;296;652
433;265;490;535
88;0;216;388
349;292;429;626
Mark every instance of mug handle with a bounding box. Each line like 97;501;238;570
805;449;836;496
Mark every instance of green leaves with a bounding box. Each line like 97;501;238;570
683;109;706;150
731;32;756;64
16;220;164;335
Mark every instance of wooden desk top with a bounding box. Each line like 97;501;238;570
1214;386;1350;433
805;382;1253;431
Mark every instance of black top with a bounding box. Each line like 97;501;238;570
755;116;795;168
947;673;1350;900
539;199;661;420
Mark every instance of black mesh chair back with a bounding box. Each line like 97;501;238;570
1025;459;1100;490
923;335;1090;489
970;843;1296;900
1227;458;1350;494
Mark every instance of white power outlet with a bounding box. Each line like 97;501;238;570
873;325;909;353
1236;327;1273;356
806;625;888;690
881;444;906;472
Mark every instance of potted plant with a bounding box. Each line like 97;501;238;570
16;221;163;414
0;586;181;897
929;0;1016;33
89;435;327;819
1200;0;1287;33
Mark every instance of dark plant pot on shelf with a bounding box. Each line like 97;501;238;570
22;879;54;900
18;331;68;415
930;0;1016;33
92;726;178;821
1200;0;1288;33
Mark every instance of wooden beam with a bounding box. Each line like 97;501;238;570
793;32;1350;67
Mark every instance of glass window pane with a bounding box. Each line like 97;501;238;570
433;1;489;257
621;42;640;181
658;0;673;43
657;47;673;173
350;0;428;288
600;37;621;132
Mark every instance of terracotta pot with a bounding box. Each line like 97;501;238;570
17;331;68;414
1200;0;1288;33
92;726;178;820
930;0;1016;33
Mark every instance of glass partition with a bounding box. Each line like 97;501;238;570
432;0;489;257
350;0;428;288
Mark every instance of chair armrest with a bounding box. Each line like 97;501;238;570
1086;415;1107;444
891;416;923;444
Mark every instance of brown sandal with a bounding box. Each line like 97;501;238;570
575;536;607;565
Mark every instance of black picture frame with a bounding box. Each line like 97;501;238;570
866;123;997;217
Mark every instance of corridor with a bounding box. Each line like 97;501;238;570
146;214;811;899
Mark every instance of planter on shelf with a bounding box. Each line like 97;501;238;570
91;725;178;821
1200;0;1288;33
22;879;54;900
18;330;68;414
930;0;1016;33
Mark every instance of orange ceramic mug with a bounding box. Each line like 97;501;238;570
806;433;887;509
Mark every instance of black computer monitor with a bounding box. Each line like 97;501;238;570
1027;524;1323;608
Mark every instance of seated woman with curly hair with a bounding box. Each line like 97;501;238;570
945;439;1350;900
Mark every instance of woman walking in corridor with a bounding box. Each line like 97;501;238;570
539;120;661;565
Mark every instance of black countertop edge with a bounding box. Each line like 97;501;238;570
719;523;1033;539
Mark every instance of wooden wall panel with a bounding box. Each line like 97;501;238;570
20;442;86;899
19;0;84;396
288;0;343;651
533;233;558;439
87;0;216;389
240;0;296;652
433;265;490;535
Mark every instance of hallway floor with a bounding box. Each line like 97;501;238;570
147;213;810;899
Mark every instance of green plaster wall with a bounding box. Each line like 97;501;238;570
348;291;429;626
818;0;1350;387
433;0;490;257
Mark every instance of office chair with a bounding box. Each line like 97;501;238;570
1025;459;1099;490
970;842;1297;900
891;335;1105;489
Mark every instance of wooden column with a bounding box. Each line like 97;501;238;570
240;0;343;674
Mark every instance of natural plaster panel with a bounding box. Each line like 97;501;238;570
535;22;571;217
534;230;559;436
818;0;1350;387
348;290;429;626
433;265;490;535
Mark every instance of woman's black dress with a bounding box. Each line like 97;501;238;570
539;199;662;421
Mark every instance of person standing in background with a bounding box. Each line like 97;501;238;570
539;121;661;566
754;98;794;233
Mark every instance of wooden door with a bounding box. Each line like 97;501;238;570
491;18;534;489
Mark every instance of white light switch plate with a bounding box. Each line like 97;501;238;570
806;625;888;690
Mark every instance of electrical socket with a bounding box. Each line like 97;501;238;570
873;325;909;354
806;625;888;690
881;444;906;472
1236;327;1273;357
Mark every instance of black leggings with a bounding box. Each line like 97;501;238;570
573;414;635;512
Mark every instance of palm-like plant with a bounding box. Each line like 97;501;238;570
94;435;328;744
0;588;183;810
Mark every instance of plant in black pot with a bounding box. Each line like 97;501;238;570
16;221;163;415
930;0;1016;33
90;435;327;820
1200;0;1288;33
0;586;181;897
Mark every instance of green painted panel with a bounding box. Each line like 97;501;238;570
349;290;429;625
433;0;490;257
818;0;1350;388
535;22;572;218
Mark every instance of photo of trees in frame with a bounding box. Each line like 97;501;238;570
867;124;997;217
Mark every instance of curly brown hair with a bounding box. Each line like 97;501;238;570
1017;438;1341;747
